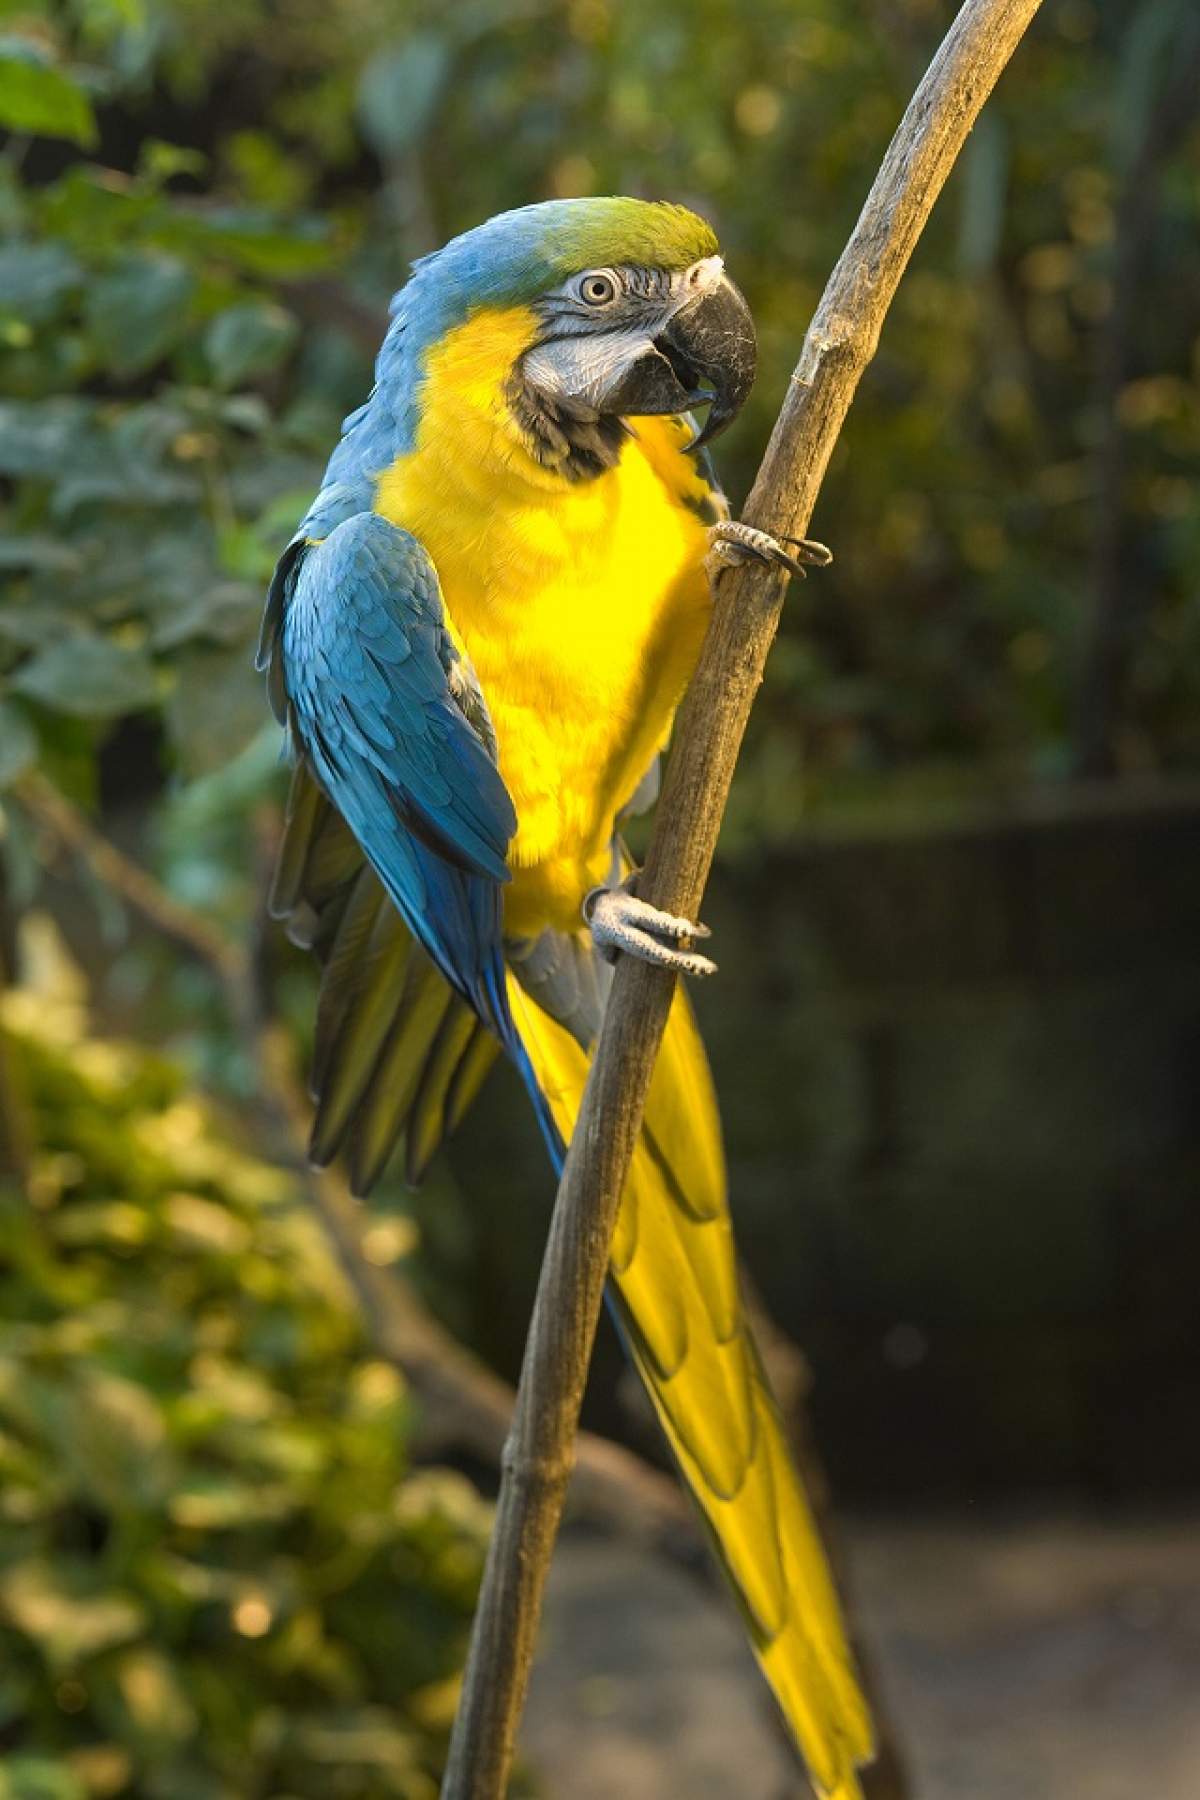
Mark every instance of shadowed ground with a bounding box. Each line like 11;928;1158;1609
522;1513;1200;1798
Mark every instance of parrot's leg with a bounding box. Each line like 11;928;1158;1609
584;873;717;977
706;519;832;581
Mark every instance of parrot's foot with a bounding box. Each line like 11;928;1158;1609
707;519;833;582
584;875;717;977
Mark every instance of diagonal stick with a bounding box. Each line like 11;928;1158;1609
443;3;1047;1793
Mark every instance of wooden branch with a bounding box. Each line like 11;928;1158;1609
441;3;1046;1795
17;770;247;991
17;771;688;1547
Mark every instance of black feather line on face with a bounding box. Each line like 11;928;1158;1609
504;368;631;482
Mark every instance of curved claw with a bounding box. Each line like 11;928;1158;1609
779;534;834;568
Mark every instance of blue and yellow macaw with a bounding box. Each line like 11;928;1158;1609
259;197;871;1796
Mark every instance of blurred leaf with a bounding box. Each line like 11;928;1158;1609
0;700;37;787
102;1645;197;1751
150;580;260;652
204;300;297;389
0;242;82;325
137;139;209;186
12;636;159;717
165;643;275;775
166;1475;295;1529
223;129;310;210
51;404;201;512
357;34;451;161
83;253;194;377
0;1758;87;1800
0;46;97;148
157;207;336;277
289;1707;424;1774
0;537;84;575
62;1369;172;1511
0;973;487;1796
0;1560;144;1669
0;399;96;478
37;166;160;259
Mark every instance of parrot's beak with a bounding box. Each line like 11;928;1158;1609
654;271;757;450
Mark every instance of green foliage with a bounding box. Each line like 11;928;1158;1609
0;969;489;1799
0;43;97;148
0;12;361;794
0;0;1196;829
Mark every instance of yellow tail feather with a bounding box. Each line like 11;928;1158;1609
506;974;873;1797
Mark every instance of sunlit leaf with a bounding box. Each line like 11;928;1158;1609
0;47;97;148
167;1475;296;1530
137;139;209;186
0;1559;145;1669
104;1645;197;1750
0;1756;87;1800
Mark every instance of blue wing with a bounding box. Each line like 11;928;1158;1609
270;508;516;1043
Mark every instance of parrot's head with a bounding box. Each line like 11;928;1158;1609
397;198;756;469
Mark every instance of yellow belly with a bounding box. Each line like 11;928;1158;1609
373;306;715;937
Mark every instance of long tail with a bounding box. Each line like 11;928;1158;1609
506;975;873;1800
270;765;871;1792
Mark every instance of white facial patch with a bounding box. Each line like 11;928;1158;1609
522;328;658;412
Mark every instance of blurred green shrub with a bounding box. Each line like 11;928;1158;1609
0;958;489;1800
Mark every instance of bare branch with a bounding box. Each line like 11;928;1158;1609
17;770;247;990
442;4;1046;1795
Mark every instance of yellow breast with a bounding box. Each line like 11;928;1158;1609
373;305;716;937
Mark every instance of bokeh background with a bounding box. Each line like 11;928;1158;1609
1;0;1199;1795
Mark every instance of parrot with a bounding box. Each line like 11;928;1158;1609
258;196;872;1797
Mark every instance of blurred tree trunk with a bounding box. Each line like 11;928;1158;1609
1073;11;1200;776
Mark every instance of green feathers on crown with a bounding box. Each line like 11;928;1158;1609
544;198;719;276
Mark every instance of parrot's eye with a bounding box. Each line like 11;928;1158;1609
578;272;617;306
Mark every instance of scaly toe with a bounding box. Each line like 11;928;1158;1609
707;520;832;581
584;882;717;977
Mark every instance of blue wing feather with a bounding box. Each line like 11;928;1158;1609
280;510;516;1039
